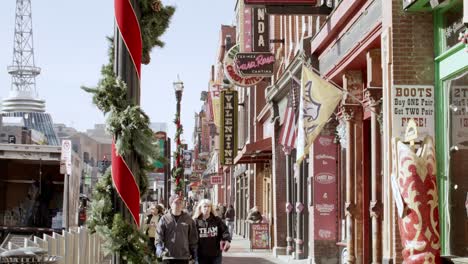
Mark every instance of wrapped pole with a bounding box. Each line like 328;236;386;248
112;0;142;263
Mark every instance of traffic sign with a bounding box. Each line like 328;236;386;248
60;140;72;175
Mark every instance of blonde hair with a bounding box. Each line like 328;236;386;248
192;199;216;219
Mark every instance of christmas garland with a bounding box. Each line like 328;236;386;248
81;1;174;262
83;39;157;263
140;0;176;64
172;113;184;193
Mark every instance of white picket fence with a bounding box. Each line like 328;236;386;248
1;227;109;264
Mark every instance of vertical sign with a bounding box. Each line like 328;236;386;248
154;131;166;173
210;175;223;185
244;6;253;52
312;135;337;240
451;85;468;149
252;8;269;52
391;85;435;139
183;150;193;169
220;90;238;165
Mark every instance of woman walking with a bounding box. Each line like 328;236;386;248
193;199;231;264
144;204;164;253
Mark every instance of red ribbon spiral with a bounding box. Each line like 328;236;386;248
113;0;142;227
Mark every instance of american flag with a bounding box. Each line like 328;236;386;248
279;79;299;150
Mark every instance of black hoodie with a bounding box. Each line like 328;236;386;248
194;214;231;257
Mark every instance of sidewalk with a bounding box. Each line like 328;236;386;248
224;235;308;264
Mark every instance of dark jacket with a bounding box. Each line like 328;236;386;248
195;214;231;257
155;212;198;260
247;210;262;223
225;207;235;221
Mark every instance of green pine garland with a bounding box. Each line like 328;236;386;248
140;0;175;64
172;114;185;193
82;1;175;263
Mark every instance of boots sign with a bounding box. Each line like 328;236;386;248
220;90;238;165
391;85;435;139
252;8;269;52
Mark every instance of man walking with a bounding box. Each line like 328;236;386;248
156;194;198;264
224;204;235;237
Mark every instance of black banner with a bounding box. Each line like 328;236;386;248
252;8;269;52
220;90;238;165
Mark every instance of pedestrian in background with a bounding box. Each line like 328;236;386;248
224;205;235;237
144;204;164;254
156;194;198;264
193;199;231;264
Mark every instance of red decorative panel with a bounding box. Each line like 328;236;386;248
396;137;441;264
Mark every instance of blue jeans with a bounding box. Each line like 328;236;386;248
226;220;235;237
198;255;222;264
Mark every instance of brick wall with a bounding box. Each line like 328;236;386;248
391;0;434;86
389;1;434;263
313;241;340;264
272;122;287;250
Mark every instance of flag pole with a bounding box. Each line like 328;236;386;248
289;53;382;116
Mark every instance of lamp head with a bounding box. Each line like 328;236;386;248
173;75;184;92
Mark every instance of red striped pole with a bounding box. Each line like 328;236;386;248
112;1;142;262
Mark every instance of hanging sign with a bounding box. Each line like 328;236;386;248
154;131;166;173
391;85;435;139
183;150;193;169
252;8;269;52
224;44;263;87
243;6;253;52
245;0;317;4
235;52;275;76
220;90;238;165
312;135;337;240
210;175;223;185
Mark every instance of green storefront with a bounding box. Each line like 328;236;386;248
406;0;468;257
434;0;467;257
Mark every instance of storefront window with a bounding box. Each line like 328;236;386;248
446;70;468;256
442;1;465;52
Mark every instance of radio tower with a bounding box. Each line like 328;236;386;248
3;0;44;112
2;0;59;145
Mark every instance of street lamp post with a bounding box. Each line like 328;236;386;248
173;77;184;195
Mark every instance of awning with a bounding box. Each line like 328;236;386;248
234;137;272;164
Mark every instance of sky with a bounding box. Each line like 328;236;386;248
0;0;236;148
